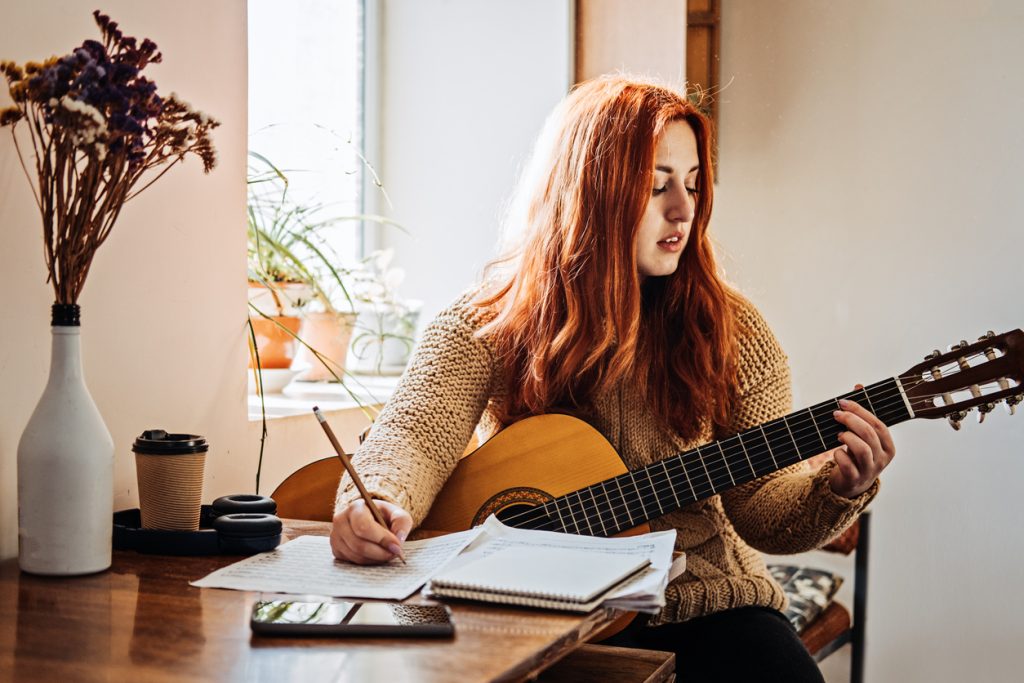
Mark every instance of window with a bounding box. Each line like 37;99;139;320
248;0;366;266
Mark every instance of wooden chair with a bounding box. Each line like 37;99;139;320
789;511;871;683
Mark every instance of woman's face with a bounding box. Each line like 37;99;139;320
635;120;699;279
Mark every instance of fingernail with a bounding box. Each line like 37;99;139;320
833;410;843;417
397;530;408;542
839;399;851;408
388;543;403;557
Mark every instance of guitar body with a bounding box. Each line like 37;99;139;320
420;414;651;537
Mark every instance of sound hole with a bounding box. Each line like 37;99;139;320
472;487;554;529
495;503;547;530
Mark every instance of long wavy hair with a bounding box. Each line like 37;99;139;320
475;76;741;441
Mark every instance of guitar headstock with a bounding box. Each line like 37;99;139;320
901;329;1024;429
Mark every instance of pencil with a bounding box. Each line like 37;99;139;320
313;406;407;564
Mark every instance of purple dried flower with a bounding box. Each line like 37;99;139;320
1;10;220;304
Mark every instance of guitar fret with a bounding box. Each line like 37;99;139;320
676;455;697;499
645;469;665;516
781;415;801;460
600;481;621;533
614;476;635;528
683;453;715;499
662;460;681;508
551;498;568;533
706;443;735;487
563;497;582;535
809;408;829;453
811;403;843;454
725;439;750;480
758;424;780;469
574;491;594;535
859;386;876;414
764;418;800;467
697;449;717;492
587;486;608;537
628;471;650;521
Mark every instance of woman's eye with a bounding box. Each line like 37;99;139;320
652;184;668;196
686;186;698;195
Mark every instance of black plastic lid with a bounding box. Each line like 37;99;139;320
132;429;209;455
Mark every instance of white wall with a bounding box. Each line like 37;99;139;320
375;0;573;324
0;1;252;559
715;2;1024;681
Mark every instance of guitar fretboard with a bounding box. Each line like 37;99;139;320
520;378;912;537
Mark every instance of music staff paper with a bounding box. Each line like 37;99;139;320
191;528;481;600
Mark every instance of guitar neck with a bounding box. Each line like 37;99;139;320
534;377;915;538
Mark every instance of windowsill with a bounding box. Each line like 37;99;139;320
247;374;401;421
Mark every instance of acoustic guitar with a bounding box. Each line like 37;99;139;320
272;329;1022;631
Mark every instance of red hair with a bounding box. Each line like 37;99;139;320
476;76;740;440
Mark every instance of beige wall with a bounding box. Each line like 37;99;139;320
0;1;251;559
715;2;1024;680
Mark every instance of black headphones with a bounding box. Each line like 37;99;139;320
113;494;283;556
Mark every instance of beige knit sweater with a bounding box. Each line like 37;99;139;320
336;293;878;625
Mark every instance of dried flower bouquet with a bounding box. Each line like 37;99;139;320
1;10;219;304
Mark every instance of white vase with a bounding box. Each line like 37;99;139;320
17;307;114;575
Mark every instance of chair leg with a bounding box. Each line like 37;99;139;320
850;511;871;683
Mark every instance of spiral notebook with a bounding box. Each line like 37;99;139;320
427;545;650;612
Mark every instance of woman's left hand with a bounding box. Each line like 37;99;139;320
829;389;896;498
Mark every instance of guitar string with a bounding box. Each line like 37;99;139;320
502;384;921;533
498;354;1020;533
504;374;1012;533
498;371;1017;534
531;387;915;534
516;375;1021;535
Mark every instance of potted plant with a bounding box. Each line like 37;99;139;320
247;151;378;386
347;249;422;375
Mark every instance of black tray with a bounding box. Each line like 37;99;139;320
113;506;224;556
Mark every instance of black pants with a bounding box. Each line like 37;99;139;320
603;606;825;683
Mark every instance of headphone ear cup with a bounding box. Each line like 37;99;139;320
213;513;282;554
211;494;277;516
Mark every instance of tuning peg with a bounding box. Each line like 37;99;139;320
948;410;969;430
977;402;997;423
925;349;941;361
1006;394;1022;416
978;331;995;341
948;340;969;352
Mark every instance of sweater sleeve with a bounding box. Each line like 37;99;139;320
334;299;495;528
718;298;879;554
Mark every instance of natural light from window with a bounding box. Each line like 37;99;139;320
248;0;364;270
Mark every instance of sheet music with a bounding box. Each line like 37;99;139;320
190;528;480;600
426;516;680;613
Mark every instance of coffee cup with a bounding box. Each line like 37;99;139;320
132;429;209;531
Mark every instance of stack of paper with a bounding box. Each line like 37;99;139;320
426;516;681;614
191;515;683;614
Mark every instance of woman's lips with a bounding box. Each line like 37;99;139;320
657;232;685;252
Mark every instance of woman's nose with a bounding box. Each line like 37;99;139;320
666;188;694;224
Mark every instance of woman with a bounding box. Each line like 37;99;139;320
331;76;894;681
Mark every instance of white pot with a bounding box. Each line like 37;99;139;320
18;315;114;575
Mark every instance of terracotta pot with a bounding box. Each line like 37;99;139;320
292;312;358;381
247;281;314;317
248;315;301;369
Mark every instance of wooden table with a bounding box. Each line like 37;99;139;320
0;520;619;682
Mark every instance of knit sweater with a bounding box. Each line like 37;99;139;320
336;293;879;625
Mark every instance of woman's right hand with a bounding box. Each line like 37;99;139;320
330;499;413;565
